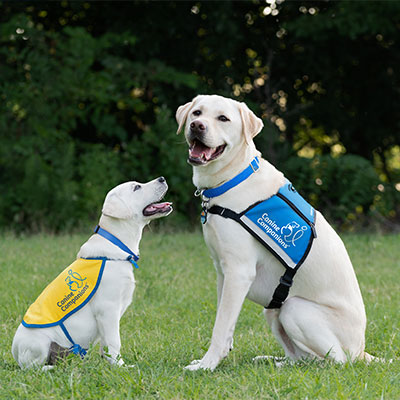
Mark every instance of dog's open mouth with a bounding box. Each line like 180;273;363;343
143;202;173;217
188;139;226;165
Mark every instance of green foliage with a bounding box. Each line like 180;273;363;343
283;155;381;228
286;1;400;39
124;107;193;210
0;2;399;231
0;10;199;231
77;144;125;220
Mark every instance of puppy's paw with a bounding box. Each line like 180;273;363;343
184;359;202;370
116;358;125;367
41;365;55;372
187;359;202;366
184;354;220;371
185;361;214;371
253;355;289;368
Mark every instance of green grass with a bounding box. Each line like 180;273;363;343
0;231;399;399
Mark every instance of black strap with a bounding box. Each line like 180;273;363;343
208;206;241;222
208;205;304;310
265;268;296;309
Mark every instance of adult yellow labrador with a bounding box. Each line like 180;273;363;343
176;94;374;371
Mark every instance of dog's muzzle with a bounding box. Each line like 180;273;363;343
188;120;208;142
187;119;226;165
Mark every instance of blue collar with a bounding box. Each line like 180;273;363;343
198;157;260;199
94;225;140;269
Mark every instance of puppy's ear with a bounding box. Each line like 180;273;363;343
176;101;193;134
239;103;264;145
102;193;132;219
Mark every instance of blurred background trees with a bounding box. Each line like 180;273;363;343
1;1;399;231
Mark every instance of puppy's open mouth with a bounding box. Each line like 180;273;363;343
188;139;226;165
143;202;173;217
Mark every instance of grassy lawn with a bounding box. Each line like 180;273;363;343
0;230;399;399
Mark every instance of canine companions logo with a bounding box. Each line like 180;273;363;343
281;221;307;247
255;212;308;250
65;269;87;291
22;258;105;327
57;269;89;312
239;184;316;269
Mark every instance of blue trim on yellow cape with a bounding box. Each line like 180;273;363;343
21;257;106;329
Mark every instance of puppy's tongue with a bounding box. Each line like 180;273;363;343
143;202;172;216
190;141;215;161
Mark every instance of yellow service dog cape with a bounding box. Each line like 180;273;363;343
23;258;105;327
22;258;106;356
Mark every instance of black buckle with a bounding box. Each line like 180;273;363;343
94;225;100;233
279;275;293;288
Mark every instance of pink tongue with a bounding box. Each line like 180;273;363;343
190;141;215;160
146;202;171;212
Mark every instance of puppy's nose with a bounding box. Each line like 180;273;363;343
158;176;166;183
190;120;206;132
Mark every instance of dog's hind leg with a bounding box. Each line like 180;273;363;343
39;342;71;371
12;334;51;369
267;296;366;362
262;308;310;362
47;342;70;365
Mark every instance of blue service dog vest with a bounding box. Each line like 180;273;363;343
22;258;106;356
207;182;317;309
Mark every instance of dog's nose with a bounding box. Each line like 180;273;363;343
158;176;165;183
190;120;206;132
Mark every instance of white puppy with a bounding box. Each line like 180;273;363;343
12;177;172;369
176;94;374;371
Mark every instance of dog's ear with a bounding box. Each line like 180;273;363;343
239;103;264;145
176;101;193;134
102;193;132;219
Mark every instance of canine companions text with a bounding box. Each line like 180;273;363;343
12;177;172;369
176;94;374;371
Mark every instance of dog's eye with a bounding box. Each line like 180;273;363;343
218;115;230;122
133;184;141;192
192;110;201;116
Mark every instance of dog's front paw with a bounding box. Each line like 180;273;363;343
103;354;125;366
184;359;216;371
186;359;201;367
184;352;222;371
41;365;55;372
184;359;203;371
116;358;125;367
253;355;290;368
